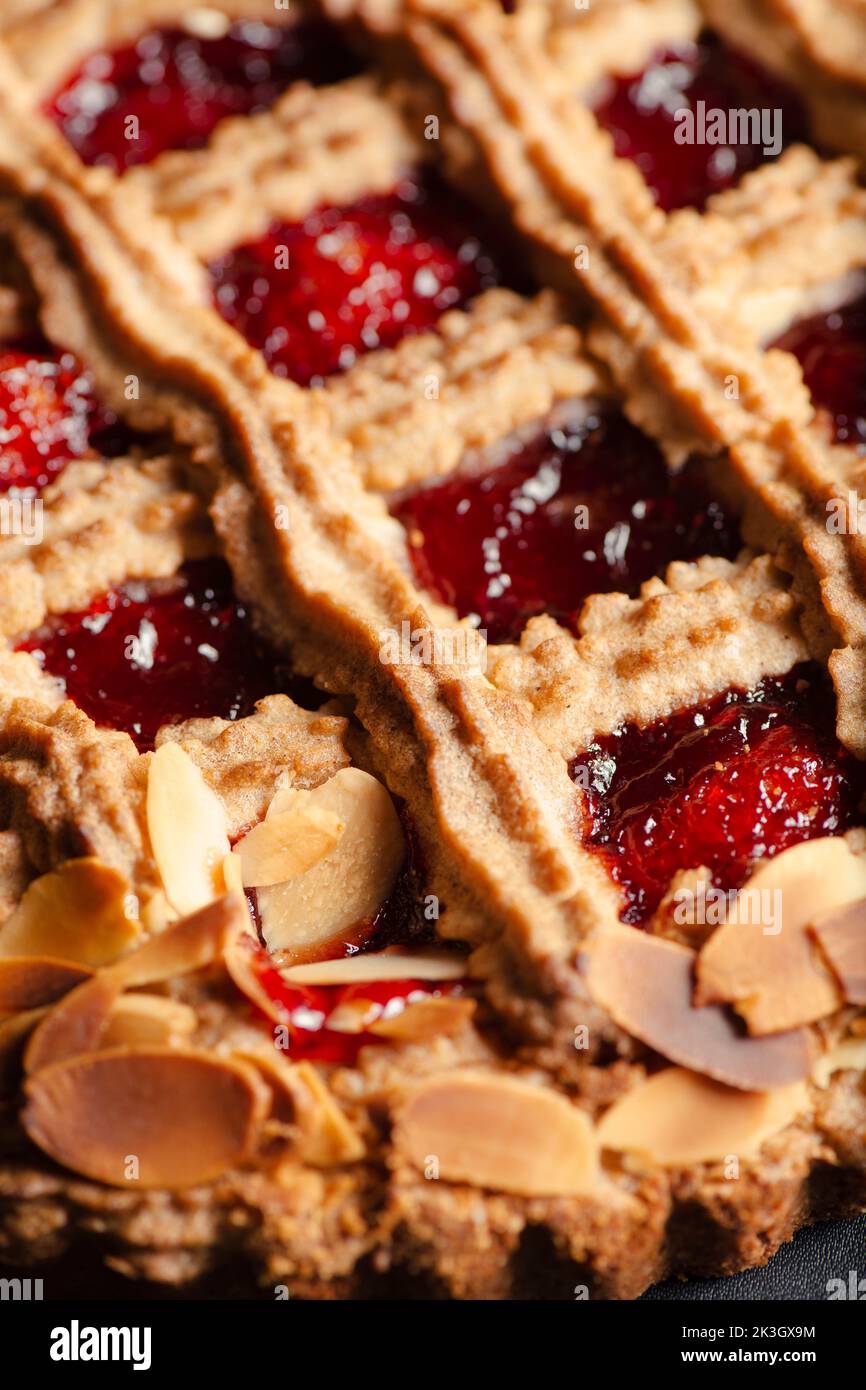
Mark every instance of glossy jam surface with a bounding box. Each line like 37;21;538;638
393;409;739;643
0;346;105;492
591;36;807;211
19;558;295;749
252;949;462;1065
209;178;504;386
577;665;866;924
47;19;361;171
771;292;866;452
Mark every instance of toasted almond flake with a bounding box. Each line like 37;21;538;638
0;957;92;1012
810;896;866;1005
224;932;284;1024
597;1068;809;1166
233;805;344;888
140;890;178;935
0;1007;47;1090
394;1069;598;1196
24;974;124;1074
258;768;405;960
695;841;862;1032
325;997;382;1034
147;742;229;915
234;1045;297;1126
221;850;246;901
111;893;241;989
583;925;811;1091
0;859;140;968
279;1060;365;1166
184;6;232;38
24;896;242;1073
22;1048;269;1188
812;1038;866;1088
369;995;476;1041
101;994;198;1050
279;949;467;986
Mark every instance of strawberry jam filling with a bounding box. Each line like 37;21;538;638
591;34;808;211
576;664;866;925
251;952;462;1066
47;18;361;171
209;176;504;386
0;345;108;492
18;557;296;750
771;291;866;451
393;409;739;644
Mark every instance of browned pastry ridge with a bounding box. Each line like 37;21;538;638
0;0;863;1299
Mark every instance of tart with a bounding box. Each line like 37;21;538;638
0;0;863;1301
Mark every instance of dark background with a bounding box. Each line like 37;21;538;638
643;1214;865;1301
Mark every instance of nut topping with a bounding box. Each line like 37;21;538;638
810;895;866;1005
696;840;866;1032
0;858;140;967
257;768;405;960
583;925;812;1090
0;957;92;1012
22;1048;269;1188
279;948;467;985
597;1068;809;1166
233;803;344;888
394;1069;598;1196
147;742;230;915
24;895;242;1073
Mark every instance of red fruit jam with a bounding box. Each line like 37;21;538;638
393;409;739;644
209;177;504;386
0;345;106;492
252;947;463;1065
771;292;866;452
18;557;295;750
47;19;362;171
591;35;808;211
576;664;866;925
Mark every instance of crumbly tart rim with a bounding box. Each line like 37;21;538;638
0;1;862;1301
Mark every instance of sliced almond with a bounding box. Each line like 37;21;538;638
258;768;405;960
394;1069;598;1196
139;889;179;935
326;997;382;1035
583;925;811;1091
24;974;125;1074
810;896;866;1005
24;896;241;1073
0;1007;47;1090
279;949;467;986
280;1060;365;1167
597;1068;809;1166
147;742;229;915
224;931;286;1025
101;994;198;1050
234;1045;298;1127
221;851;246;903
0;859;139;968
22;1047;269;1188
110;892;241;990
0;957;92;1011
369;995;475;1041
813;1037;866;1088
233;805;343;888
695;840;863;1032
